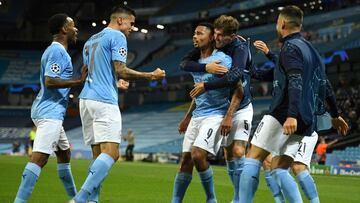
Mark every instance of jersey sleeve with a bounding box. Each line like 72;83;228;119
281;43;304;118
44;49;67;78
111;33;128;63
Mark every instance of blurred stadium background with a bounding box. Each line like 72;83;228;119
0;0;360;201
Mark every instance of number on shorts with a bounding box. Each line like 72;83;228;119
298;142;306;153
207;128;213;139
256;121;264;134
244;120;249;131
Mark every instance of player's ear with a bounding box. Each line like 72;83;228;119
61;26;67;34
209;34;214;41
117;17;123;26
281;20;286;30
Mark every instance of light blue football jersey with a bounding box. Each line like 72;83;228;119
192;50;232;118
79;27;128;105
31;42;73;120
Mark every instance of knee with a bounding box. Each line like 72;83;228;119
111;151;120;161
180;153;193;173
62;149;71;162
103;150;119;161
263;160;271;171
56;149;71;163
271;156;293;170
291;162;307;176
232;144;246;158
191;148;206;163
246;145;269;161
31;153;49;168
100;144;120;161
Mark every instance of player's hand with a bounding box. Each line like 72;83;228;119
331;116;349;136
253;40;270;55
220;115;232;136
117;79;129;90
283;117;297;135
205;61;228;75
80;64;88;83
178;115;191;134
190;82;205;98
151;68;166;80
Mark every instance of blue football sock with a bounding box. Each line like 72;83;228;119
74;153;114;203
239;158;261;203
14;162;41;203
87;160;102;203
264;170;285;203
297;170;320;203
226;160;236;198
171;172;192;203
272;168;303;203
198;167;217;203
57;163;76;198
228;157;244;202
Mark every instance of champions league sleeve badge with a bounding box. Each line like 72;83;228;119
119;47;127;57
50;63;61;74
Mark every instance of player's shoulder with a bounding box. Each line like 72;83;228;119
46;43;68;59
281;40;303;57
104;27;126;39
213;49;226;57
48;42;66;53
232;38;248;50
214;49;231;61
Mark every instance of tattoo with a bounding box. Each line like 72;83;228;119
225;80;244;117
113;61;151;80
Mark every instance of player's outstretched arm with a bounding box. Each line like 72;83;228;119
220;81;244;136
113;61;165;80
327;138;339;147
179;48;228;75
203;43;248;91
178;99;196;134
254;40;270;55
251;40;275;81
45;64;88;89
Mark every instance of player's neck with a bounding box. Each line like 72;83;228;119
108;22;121;32
199;45;214;59
53;36;68;50
282;29;300;39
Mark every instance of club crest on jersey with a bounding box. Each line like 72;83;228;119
50;63;61;73
119;47;127;57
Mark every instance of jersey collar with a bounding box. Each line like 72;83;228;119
51;41;66;51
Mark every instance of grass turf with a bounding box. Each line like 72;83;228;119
1;155;359;203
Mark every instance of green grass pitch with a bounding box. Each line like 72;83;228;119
1;155;359;203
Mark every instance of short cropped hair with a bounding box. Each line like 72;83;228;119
279;5;304;29
110;5;136;18
197;22;214;34
48;13;69;35
213;15;239;35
